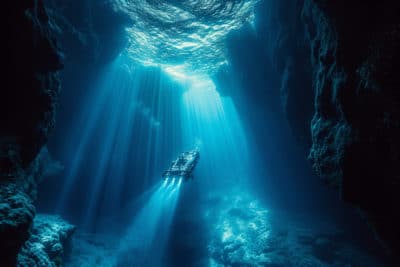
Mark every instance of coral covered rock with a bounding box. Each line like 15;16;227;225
17;215;75;267
0;185;35;266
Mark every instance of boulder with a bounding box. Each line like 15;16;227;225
17;215;75;267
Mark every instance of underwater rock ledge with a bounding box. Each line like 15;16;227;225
1;1;63;265
17;215;75;267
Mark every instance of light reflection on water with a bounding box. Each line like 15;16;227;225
112;0;260;76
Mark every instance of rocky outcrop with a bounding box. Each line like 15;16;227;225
1;1;63;265
17;215;75;267
0;184;35;266
302;0;400;254
259;0;400;254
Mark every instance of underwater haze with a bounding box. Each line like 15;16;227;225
33;0;394;266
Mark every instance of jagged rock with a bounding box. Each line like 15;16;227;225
0;185;35;266
0;147;61;266
2;0;62;171
0;147;54;264
231;0;400;254
17;215;75;267
302;0;400;253
1;1;63;265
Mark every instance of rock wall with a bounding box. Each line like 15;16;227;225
1;1;63;265
303;0;400;254
225;0;315;149
249;0;400;255
267;0;400;253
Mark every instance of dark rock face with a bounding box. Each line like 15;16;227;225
266;0;314;146
260;0;400;254
224;0;315;156
44;0;129;66
2;1;62;170
17;215;75;267
303;0;400;253
1;1;62;265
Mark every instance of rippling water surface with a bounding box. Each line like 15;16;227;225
112;0;259;76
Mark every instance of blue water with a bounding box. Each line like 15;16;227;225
37;0;391;266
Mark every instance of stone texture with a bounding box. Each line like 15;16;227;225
1;1;63;265
258;0;400;255
0;185;35;266
17;215;75;267
0;147;62;266
302;0;400;253
206;191;386;267
2;0;62;171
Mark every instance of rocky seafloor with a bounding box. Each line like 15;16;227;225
17;215;75;267
3;0;400;266
206;192;387;267
60;191;389;267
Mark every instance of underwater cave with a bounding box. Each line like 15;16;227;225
2;0;400;266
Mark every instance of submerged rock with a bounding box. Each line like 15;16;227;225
2;0;62;170
259;0;400;254
0;148;56;266
302;0;400;253
0;185;35;266
1;0;63;265
17;215;75;267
